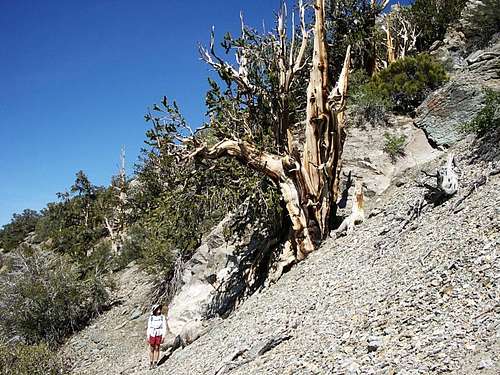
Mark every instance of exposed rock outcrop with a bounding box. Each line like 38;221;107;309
414;78;486;146
416;39;499;147
418;1;499;147
167;211;278;336
430;0;500;71
342;116;440;197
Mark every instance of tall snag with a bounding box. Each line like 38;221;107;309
159;0;351;264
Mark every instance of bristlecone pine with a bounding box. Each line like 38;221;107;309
184;0;352;262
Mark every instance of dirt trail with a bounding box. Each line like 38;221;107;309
63;264;153;374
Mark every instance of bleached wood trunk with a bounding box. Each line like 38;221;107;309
334;179;365;236
437;154;459;195
386;18;396;64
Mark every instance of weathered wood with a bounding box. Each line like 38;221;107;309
437;154;459;195
385;17;396;64
333;179;365;237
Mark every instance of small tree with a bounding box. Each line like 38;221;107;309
35;172;106;259
100;148;130;254
410;0;468;51
0;209;40;252
0;247;109;346
148;0;352;265
325;0;388;75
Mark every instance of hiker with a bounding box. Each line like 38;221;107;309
146;303;167;369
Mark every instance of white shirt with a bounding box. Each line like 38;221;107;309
147;314;167;338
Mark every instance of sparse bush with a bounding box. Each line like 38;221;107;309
0;342;66;375
0;247;110;346
350;70;391;126
460;89;500;135
384;133;407;161
366;54;447;114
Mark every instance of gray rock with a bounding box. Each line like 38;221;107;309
342;116;440;198
420;35;500;147
90;334;101;344
477;358;493;370
467;42;500;84
129;307;142;320
367;336;382;353
461;0;500;51
414;79;486;146
167;212;277;336
430;27;467;71
477;358;494;370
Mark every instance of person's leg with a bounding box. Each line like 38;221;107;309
149;344;155;368
154;345;161;364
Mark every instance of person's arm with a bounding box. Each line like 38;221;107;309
146;316;153;339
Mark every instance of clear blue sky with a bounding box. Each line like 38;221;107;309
0;0;409;227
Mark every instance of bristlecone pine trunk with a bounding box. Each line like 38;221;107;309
191;0;351;261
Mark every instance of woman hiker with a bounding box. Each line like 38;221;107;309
146;303;167;369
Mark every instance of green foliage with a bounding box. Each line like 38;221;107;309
34;170;129;262
460;89;500;135
0;343;66;375
409;0;468;51
0;209;40;252
0;247;110;347
365;54;447;114
384;132;407;161
109;226;143;271
350;70;391;126
202;27;307;153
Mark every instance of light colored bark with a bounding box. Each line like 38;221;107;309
385;18;396;64
333;179;365;236
437;154;459;195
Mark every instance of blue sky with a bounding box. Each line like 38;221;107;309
0;0;409;227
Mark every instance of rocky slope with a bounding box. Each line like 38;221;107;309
62;130;499;374
155;136;499;375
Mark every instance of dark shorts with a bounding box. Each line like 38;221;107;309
149;335;162;346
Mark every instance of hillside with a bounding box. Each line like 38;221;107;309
62;131;499;374
1;1;499;374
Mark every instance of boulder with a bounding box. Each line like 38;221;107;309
417;36;500;148
178;320;208;347
342;116;441;198
414;79;486;147
467;40;500;85
167;213;276;336
423;2;500;147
